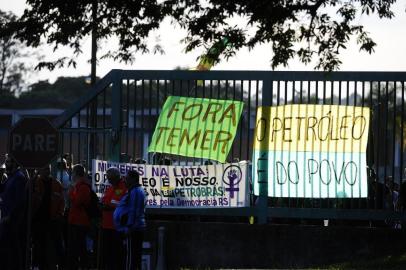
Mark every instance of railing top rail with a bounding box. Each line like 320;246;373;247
116;69;406;81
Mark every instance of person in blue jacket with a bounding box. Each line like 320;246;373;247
0;155;28;270
114;169;146;270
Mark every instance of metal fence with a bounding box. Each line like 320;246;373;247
52;69;406;224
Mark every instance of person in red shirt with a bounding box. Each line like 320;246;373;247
67;164;91;270
101;167;127;270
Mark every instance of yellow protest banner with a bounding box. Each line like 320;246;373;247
253;104;370;153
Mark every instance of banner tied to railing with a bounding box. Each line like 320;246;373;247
148;96;244;162
92;159;249;207
252;104;370;198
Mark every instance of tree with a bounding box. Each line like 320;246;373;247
10;0;400;71
11;0;169;71
17;76;93;108
174;0;397;70
0;10;30;95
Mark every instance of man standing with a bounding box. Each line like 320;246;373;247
0;155;28;270
57;157;72;210
114;170;146;270
67;164;91;270
101;167;127;270
31;165;65;269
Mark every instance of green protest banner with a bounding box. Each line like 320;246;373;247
149;96;244;162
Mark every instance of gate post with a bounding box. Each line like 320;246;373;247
110;70;122;162
256;77;272;224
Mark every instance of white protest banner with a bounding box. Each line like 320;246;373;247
92;159;249;207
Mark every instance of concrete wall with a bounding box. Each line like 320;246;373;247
145;221;406;269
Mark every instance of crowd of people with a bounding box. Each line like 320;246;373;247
0;154;146;270
1;151;406;269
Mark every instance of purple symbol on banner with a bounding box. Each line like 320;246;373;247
223;165;243;199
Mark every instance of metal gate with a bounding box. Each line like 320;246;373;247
53;69;406;223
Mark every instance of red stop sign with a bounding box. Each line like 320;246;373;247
8;117;59;169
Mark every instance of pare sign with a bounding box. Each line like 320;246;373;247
8;117;59;169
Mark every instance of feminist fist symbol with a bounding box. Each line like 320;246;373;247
223;166;242;199
227;169;238;183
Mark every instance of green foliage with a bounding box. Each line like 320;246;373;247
0;10;30;95
12;0;169;70
8;1;400;71
173;0;397;71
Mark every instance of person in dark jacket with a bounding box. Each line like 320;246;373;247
0;155;28;270
67;164;91;270
32;165;65;269
115;170;146;270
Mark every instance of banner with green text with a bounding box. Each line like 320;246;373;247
252;104;370;198
148;96;244;162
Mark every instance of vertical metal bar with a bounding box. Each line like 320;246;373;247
103;89;106;160
277;81;280;105
141;80;145;161
292;81;296;208
86;104;90;169
384;82;389;198
149;79;152;137
361;81;365;209
332;81;338;209
133;80;138;159
392;81;396;203
239;80;244;161
353;81;358;209
148;79;153;163
230;80;236;161
202;78;206;97
315;80;320;208
299;81;303;104
201;79;206;165
69;119;73;166
171;80;175;165
156;79;161;162
180;79;185;166
347;81;353;209
209;80;213;98
369;81;376;210
126;79;130;156
338;81;342;209
96;92;99;142
401;81;405;210
257;76;272;224
77;110;82;165
110;71;122;161
285;81;289;207
191;79;197;165
377;82;382;208
284;81;288;105
322;80;328;209
247;80;252;161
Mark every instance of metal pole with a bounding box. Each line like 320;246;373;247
89;0;98;168
256;78;272;224
156;226;167;270
25;170;33;270
91;0;97;86
89;2;102;269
